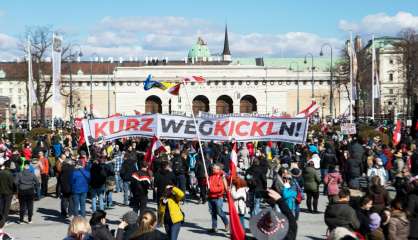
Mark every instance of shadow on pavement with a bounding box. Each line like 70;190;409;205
37;207;70;224
183;221;226;237
305;235;326;240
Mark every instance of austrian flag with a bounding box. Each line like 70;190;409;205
183;76;206;83
144;136;166;164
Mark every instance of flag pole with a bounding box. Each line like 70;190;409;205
349;31;354;124
181;78;211;190
371;34;375;120
27;36;32;131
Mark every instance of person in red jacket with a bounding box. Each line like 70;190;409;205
22;143;32;160
207;164;229;233
38;151;49;197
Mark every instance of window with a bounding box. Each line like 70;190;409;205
389;89;394;94
389;73;394;81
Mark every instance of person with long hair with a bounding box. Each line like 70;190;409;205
231;177;249;228
388;198;409;240
64;216;93;240
128;209;167;240
367;176;390;213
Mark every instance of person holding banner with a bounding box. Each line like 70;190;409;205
207;164;229;233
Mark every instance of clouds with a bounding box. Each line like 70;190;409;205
339;11;418;35
0;33;19;60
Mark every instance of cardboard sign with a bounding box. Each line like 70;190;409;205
341;123;357;135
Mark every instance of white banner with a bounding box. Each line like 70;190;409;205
341;123;356;135
82;114;309;145
52;34;62;119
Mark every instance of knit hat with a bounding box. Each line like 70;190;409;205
249;208;289;240
369;213;381;231
122;211;138;225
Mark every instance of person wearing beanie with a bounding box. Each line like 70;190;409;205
367;213;384;240
115;211;139;240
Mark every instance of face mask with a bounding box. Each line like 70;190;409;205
283;183;291;188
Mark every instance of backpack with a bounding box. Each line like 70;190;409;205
294;181;304;204
208;174;224;198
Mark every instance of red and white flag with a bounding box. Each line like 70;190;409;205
144;136;166;165
167;83;182;96
183;76;206;83
131;172;151;185
392;119;402;146
134;110;141;115
229;141;238;180
295;100;320;118
226;191;245;240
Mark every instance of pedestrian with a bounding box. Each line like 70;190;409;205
323;165;343;203
104;159;115;209
60;158;75;218
194;155;209;204
0;160;16;224
388;199;409;240
171;150;187;194
367;213;384;240
64;216;93;240
128;209;167;240
245;158;267;216
115;211;139;240
231;177;249;229
407;177;418;239
158;185;184;240
320;143;338;195
303;160;321;213
324;188;360;231
130;162;151;214
367;158;388;187
38;151;49;197
90;210;116;240
71;161;90;217
154;161;176;207
367;176;390;213
90;158;107;212
119;155;137;206
207;164;229;233
112;145;124;193
355;195;373;237
55;154;66;198
15;161;39;224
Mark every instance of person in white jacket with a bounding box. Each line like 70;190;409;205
367;158;388;186
231;177;249;229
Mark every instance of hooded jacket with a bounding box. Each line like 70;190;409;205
15;169;38;192
388;210;409;240
324;201;360;231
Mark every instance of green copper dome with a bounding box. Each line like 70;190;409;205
188;37;211;60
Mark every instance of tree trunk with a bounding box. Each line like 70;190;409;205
40;103;46;127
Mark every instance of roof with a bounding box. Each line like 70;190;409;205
232;57;341;71
222;25;231;56
363;36;403;50
188;37;211;60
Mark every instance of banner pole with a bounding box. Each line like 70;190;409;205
181;79;210;190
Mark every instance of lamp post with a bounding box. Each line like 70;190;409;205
320;43;333;119
304;53;315;98
90;53;99;118
289;62;300;113
10;104;16;145
68;45;82;128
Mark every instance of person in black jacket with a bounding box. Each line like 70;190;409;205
120;156;138;206
130;162;151;214
60;159;75;218
172;150;187;194
0;161;16;224
266;188;298;240
154;161;176;207
15;161;39;223
324;187;360;231
90;210;115;240
320;144;338;194
90;158;108;212
355;195;373;237
195;155;210;204
246;158;267;217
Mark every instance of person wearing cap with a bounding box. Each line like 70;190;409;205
366;212;384;240
115;211;139;240
367;158;388;186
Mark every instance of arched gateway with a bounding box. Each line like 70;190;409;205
145;95;162;113
216;95;233;114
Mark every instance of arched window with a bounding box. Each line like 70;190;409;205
145;95;162;113
192;95;209;115
240;95;257;113
216;95;233;114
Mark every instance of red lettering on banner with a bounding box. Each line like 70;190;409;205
228;121;236;136
95;122;108;138
140;118;153;132
118;119;125;133
250;121;267;136
235;121;250;136
266;122;278;135
214;121;229;136
126;118;140;131
109;120;116;134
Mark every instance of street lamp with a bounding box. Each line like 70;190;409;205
90;53;99;118
67;45;83;128
320;43;334;119
304;53;315;98
289;62;300;113
10;104;16;145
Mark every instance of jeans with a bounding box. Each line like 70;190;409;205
320;169;329;194
176;175;187;194
165;222;182;240
251;197;261;217
239;214;246;229
115;173;123;193
208;198;229;230
105;191;113;208
123;181;130;205
72;192;87;217
91;186;105;212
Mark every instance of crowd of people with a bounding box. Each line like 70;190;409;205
0;123;415;240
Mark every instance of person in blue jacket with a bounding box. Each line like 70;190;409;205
71;161;90;217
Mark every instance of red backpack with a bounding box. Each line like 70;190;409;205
208;174;225;199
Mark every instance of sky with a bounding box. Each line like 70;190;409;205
1;0;418;60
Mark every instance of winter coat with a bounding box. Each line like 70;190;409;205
367;167;388;186
407;191;418;238
245;165;267;198
388;210;409;240
282;186;297;213
71;168;90;194
60;162;75;194
323;172;342;196
368;185;390;213
275;198;297;240
346;158;363;179
231;186;249;215
115;223;138;240
194;159;210;180
0;169;16;195
320;148;338;169
120;159;138;182
367;228;385;240
356;208;370;236
411;151;418;176
154;169;176;198
302;166;320;193
15;169;39;193
349;142;365;163
91;223;115;240
158;186;185;225
127;230;168;240
324;201;360;231
90;162;107;189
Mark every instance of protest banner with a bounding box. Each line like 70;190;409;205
340;123;357;135
82;114;309;145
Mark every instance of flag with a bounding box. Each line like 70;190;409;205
78;127;85;147
144;136;167;165
226;191;245;240
392;119;401;146
159;81;176;90
372;41;380;99
183;76;206;83
134;110;141;115
144;74;165;91
347;40;358;100
266;141;273;160
167;83;182;96
295;100;320;118
52;33;63;121
27;38;36;104
229;141;238;180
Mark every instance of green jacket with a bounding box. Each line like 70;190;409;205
0;169;16;195
303;166;320;192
